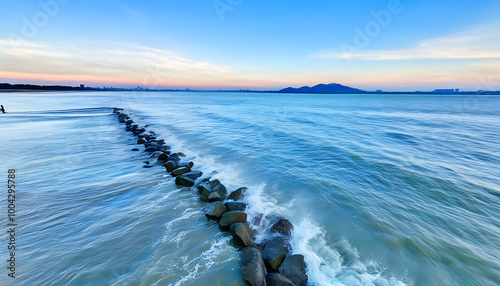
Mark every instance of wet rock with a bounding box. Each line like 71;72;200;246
225;202;248;211
227;187;247;201
158;145;171;152
171;166;191;177
220;211;247;228
212;183;228;200
163;160;178;172
143;165;153;168
279;255;307;286
230;223;256;248
202;201;226;219
175;152;186;157
150;151;163;158
271;218;294;235
157;152;170;162
198;182;213;201
262;237;291;272
144;147;158;153
242;247;266;286
175;176;195;187
182;171;203;180
266;273;296;286
209;179;221;188
252;213;264;226
207;192;221;202
131;148;140;151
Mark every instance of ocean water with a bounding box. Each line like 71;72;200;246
1;91;499;286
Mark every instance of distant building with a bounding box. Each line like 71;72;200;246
376;90;383;93
80;84;85;89
433;89;458;93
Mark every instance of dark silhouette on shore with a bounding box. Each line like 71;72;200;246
1;105;5;113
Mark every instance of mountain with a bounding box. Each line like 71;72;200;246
278;83;365;94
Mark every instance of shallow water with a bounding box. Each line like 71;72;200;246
1;91;499;285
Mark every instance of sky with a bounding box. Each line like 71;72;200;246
0;0;499;91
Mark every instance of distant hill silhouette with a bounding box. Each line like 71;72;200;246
279;83;365;94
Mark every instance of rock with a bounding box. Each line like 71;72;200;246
209;179;221;188
252;213;264;226
225;202;248;211
266;273;297;286
212;183;228;200
220;211;247;228
227;187;247;201
198;183;212;201
207;192;221;202
131;148;140;151
175;176;195;187
158;145;171;152
182;171;203;180
171;166;191;177
175;152;186;157
144;147;158;153
230;223;256;248
125;119;134;125
202;201;226;219
144;143;160;150
168;154;181;161
163;160;178;172
143;165;153;168
242;247;266;286
262;237;291;272
157;152;170;162
137;138;147;144
279;255;307;286
150;151;163;158
271;218;294;235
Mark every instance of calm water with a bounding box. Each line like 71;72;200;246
1;91;499;286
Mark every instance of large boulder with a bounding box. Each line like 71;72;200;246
171;166;191;177
225;202;248;211
227;187;247;201
262;237;291;272
157;152;170;162
163;160;178;172
209;179;221;188
198;182;212;201
271;218;294;235
279;255;307;286
230;223;256;248
242;247;266;286
175;176;195;187
220;211;247;228
202;202;226;219
150;151;163;158
182;171;203;180
212;183;228;200
266;273;297;286
207;192;222;202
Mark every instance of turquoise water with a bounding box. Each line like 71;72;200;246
1;91;499;285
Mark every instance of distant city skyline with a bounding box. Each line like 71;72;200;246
1;0;499;91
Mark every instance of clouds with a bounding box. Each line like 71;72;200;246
315;22;500;60
0;40;234;87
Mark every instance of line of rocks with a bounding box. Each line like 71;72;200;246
113;108;308;286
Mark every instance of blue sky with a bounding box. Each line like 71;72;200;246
1;0;499;90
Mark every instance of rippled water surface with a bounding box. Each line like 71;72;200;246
1;91;499;285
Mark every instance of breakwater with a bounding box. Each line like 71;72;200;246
113;107;308;286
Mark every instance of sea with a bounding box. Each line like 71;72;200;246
0;91;499;286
